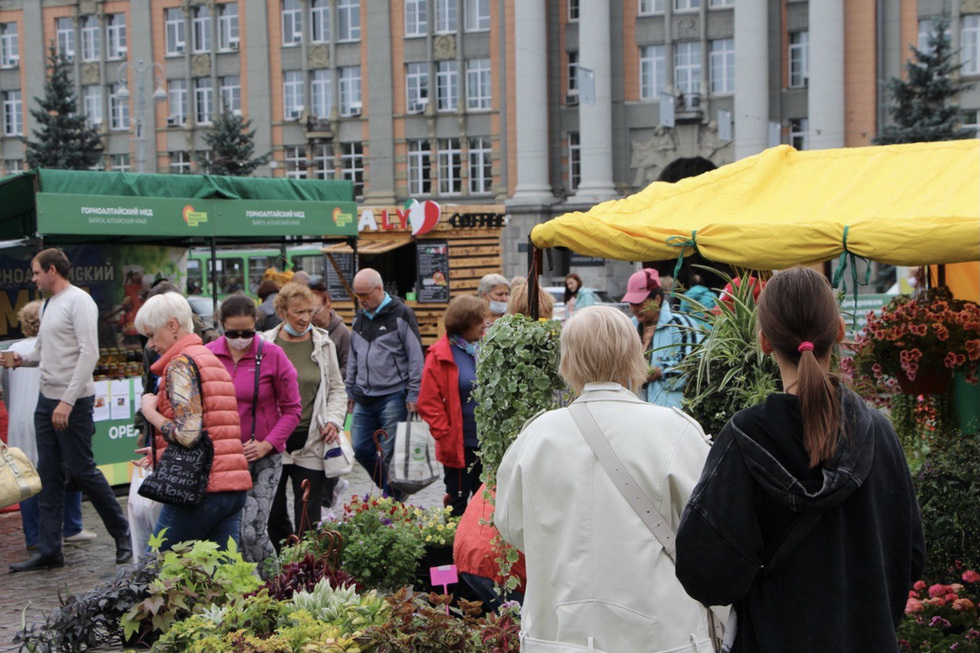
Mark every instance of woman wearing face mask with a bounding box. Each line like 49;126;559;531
205;294;301;576
263;282;347;550
477;273;510;324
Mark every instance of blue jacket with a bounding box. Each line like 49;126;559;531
635;302;701;408
345;295;425;403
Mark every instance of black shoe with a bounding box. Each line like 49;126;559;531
10;552;65;572
115;535;133;564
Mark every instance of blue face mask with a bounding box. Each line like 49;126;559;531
283;322;312;337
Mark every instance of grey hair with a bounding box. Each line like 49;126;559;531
559;306;647;394
478;273;510;298
353;267;383;289
135;292;194;336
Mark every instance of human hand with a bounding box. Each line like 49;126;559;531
320;422;339;444
140;393;159;415
406;401;418;414
647;367;663;382
346;399;355;414
242;439;273;462
52;401;72;431
1;351;21;368
134;446;152;468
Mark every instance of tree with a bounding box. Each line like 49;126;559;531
196;110;270;176
25;44;103;170
875;17;973;145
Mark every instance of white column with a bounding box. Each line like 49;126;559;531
574;0;616;202
808;0;845;149
734;0;769;159
511;0;553;204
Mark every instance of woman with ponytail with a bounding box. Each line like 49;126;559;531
675;266;925;653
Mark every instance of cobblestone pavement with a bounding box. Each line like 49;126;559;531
0;463;449;652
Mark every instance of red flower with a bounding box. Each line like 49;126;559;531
963;570;980;583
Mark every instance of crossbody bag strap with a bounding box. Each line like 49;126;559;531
250;339;263;441
760;510;822;576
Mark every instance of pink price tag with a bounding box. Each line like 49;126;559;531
430;564;458;587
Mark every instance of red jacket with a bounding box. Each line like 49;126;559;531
417;334;466;469
453;484;526;592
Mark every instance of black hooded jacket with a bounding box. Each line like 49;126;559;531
676;388;925;653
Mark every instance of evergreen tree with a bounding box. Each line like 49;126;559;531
25;44;103;169
196;110;270;176
875;17;973;144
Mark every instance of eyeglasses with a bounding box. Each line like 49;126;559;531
223;329;256;339
353;287;378;299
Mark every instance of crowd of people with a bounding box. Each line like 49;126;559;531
2;247;924;652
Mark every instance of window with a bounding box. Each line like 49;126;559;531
339;67;362;115
406;63;429;113
81;15;100;62
166;8;186;55
961;109;980;137
3;159;23;175
674;42;702;96
568;132;580;191
436;60;458;111
675;0;700;10
169;79;188;124
710;38;734;94
3;91;22;136
435;0;458;33
313;144;334;179
56;18;75;60
220;76;241;114
110;154;131;172
311;69;332;117
406;0;427;36
285;145;307;179
710;0;733;6
0;24;18;68
569;0;580;21
109;84;130;130
468;137;492;193
639;0;664;14
170;151;191;174
194;77;214;124
342;142;364;196
438;138;462;194
192;6;212;53
789;31;809;87
337;0;360;41
568;51;579;95
789;117;808;150
283;0;302;45
218;3;239;50
639;45;666;99
83;85;103;127
284;70;305;119
465;0;490;32
466;58;491;110
962;16;980;75
311;0;330;42
408;140;431;195
106;13;127;60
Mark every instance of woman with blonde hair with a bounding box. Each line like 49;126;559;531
495;306;715;652
506;279;555;320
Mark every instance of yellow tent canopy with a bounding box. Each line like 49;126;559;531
530;140;980;269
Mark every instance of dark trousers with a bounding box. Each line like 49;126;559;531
35;394;128;557
268;463;336;553
444;446;482;517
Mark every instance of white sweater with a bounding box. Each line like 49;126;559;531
19;285;99;405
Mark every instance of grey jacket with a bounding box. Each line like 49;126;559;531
345;295;424;403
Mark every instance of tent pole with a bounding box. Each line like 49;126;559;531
210;238;219;329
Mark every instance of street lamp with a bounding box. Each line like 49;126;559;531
117;59;167;173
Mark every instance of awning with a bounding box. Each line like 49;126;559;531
322;235;413;255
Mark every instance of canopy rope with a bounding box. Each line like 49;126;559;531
666;231;699;297
831;225;872;328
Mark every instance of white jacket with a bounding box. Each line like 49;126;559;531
261;325;347;472
496;382;714;653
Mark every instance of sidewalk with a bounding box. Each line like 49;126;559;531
0;464;448;652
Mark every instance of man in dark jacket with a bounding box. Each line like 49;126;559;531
345;268;424;497
311;282;350;377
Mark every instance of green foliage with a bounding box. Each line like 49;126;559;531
875;17;974;145
289;581;388;632
915;434;980;579
676;271;780;436
197;109;270;176
334;508;425;590
899;573;980;652
25;44;103;170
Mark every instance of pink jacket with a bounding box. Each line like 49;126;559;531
206;336;302;453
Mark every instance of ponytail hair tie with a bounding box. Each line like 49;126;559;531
798;341;815;353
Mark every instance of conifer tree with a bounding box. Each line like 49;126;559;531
196;109;270;176
25;44;103;169
875;17;973;144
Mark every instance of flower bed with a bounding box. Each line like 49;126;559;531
900;571;980;652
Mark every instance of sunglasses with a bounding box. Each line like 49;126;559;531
224;329;256;339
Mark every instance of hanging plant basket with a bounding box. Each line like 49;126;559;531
896;367;953;396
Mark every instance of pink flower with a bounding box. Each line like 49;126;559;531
963;570;980;583
906;597;925;614
954;598;975;611
914;580;928;591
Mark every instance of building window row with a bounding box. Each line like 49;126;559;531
639;0;733;15
405;58;491;113
407;137;493;196
637;40;732;100
283;0;359;45
405;0;489;36
0;23;18;68
166;4;239;56
283;67;361;119
52;14;127;62
3;90;23;136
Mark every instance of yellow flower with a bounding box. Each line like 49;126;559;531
425;535;432;542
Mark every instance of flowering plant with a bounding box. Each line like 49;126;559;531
899;570;980;652
341;494;458;547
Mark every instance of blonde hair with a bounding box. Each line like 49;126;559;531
135;292;194;336
274;281;315;314
559;306;647;394
508;279;555;319
17;300;43;338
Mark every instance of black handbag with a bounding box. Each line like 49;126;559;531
138;357;214;507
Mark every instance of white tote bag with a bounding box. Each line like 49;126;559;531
128;463;163;555
388;414;442;496
322;433;355;478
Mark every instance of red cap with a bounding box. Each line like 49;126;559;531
622;269;661;304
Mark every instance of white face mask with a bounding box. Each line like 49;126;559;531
489;300;509;315
226;336;253;351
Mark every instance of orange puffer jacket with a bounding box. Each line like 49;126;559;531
150;334;252;493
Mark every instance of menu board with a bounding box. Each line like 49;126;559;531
325;252;357;300
416;240;450;303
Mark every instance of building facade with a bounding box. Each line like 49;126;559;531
0;0;974;292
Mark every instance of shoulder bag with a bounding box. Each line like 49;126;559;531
0;440;41;509
388;412;442;496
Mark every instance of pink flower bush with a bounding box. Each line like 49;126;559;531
900;571;980;652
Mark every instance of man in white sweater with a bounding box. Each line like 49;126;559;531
6;248;132;572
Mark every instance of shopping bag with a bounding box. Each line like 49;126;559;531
128;463;163;555
0;441;41;509
388;414;442;496
323;433;355;478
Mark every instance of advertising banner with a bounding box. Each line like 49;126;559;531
218;199;358;238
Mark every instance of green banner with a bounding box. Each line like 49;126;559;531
215;199;358;237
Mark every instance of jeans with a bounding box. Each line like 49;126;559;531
350;390;407;496
35;394;129;557
20;491;84;548
152;490;247;552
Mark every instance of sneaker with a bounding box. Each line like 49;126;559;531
332;478;350;506
64;530;97;545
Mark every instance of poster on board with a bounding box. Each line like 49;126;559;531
416;240;450;303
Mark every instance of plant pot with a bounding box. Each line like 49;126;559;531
896;368;952;396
